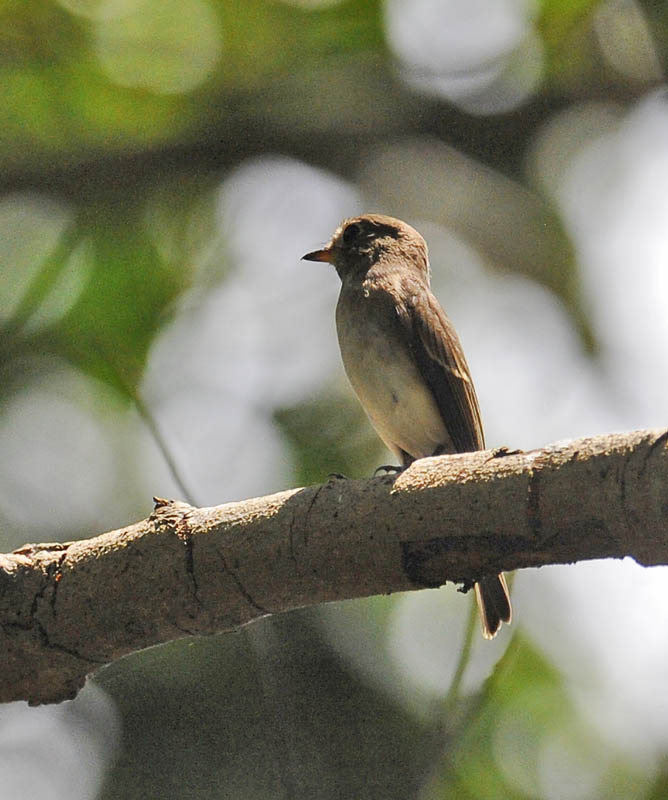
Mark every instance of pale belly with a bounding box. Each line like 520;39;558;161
336;302;451;461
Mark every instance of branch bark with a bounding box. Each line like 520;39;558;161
1;428;667;705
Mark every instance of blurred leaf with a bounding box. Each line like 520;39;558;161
422;633;650;800
537;0;600;49
0;0;384;172
646;765;668;800
45;206;186;391
537;0;615;90
217;0;383;82
421;635;561;799
274;386;387;485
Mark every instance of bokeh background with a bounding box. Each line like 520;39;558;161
2;0;668;797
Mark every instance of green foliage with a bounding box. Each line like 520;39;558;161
423;635;647;799
56;210;182;387
275;387;386;485
0;0;384;170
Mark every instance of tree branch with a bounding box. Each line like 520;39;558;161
1;428;667;705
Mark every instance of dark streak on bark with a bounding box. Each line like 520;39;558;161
526;461;542;542
217;547;268;615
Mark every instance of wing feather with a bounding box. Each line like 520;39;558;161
397;281;485;453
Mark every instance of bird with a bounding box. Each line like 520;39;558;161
302;213;511;639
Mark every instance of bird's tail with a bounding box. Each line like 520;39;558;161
474;573;512;639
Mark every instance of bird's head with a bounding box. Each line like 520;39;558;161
302;214;430;282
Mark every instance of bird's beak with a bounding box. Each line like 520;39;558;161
302;245;334;263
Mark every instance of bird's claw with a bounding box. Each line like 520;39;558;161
373;464;404;477
489;446;523;460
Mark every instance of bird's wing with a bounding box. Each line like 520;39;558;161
397;281;485;453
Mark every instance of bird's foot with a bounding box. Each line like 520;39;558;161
489;446;523;460
327;472;348;481
373;464;404;477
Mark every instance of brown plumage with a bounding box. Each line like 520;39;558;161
303;213;511;639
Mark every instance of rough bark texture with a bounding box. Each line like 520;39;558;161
1;428;667;705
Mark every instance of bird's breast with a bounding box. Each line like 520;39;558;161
335;287;451;461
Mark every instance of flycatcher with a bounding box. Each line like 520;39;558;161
303;213;511;639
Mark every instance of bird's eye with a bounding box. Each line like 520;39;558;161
342;223;360;245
